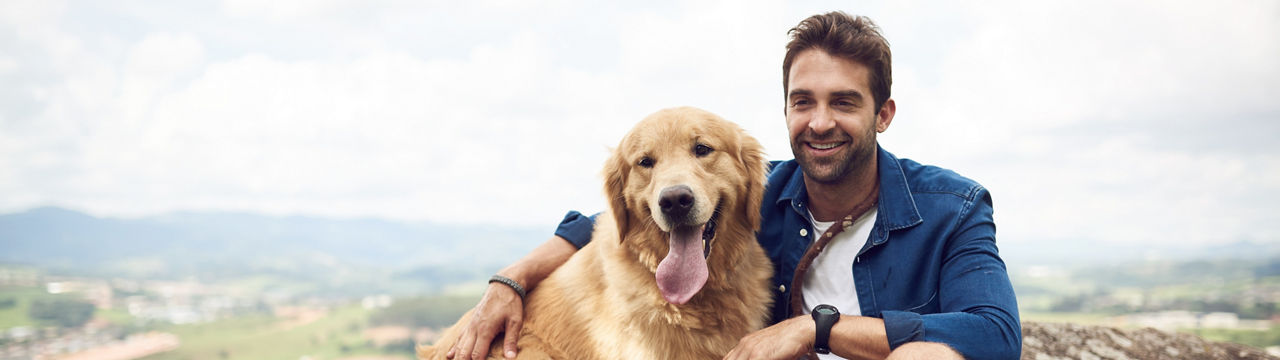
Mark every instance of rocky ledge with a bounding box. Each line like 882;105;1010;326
1021;321;1275;360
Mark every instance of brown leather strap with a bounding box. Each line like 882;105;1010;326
788;187;878;315
787;185;879;359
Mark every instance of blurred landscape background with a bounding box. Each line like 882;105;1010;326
0;206;540;359
2;206;1278;359
2;0;1277;359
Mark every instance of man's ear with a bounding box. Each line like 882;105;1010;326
876;98;896;133
603;147;630;242
737;130;767;231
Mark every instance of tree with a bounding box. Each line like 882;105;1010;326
28;298;95;328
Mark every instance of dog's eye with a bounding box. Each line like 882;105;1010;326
637;157;655;168
694;144;714;157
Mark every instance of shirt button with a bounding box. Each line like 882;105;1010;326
799;229;808;237
778;284;786;292
855;257;861;263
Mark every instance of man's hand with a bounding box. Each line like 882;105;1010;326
723;316;814;360
447;283;524;360
444;235;578;359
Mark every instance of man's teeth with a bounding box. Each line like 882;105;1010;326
811;142;840;150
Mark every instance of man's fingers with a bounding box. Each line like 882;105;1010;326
471;331;496;360
468;319;503;360
726;342;750;360
446;328;466;359
454;328;478;360
723;347;738;360
502;318;523;358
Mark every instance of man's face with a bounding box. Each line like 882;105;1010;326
785;49;889;184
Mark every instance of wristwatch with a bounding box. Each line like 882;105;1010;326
811;304;840;354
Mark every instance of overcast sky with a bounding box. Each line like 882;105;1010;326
2;0;1277;248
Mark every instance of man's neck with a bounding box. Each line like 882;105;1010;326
803;158;878;222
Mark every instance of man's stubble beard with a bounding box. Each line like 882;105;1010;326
792;126;877;185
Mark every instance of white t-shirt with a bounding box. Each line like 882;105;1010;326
802;207;877;360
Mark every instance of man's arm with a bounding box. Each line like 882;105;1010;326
447;212;597;360
726;188;1018;360
446;235;577;360
724;314;891;360
878;189;1021;359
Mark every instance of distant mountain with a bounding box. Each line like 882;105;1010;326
0;206;543;281
1001;236;1280;270
6;206;1275;291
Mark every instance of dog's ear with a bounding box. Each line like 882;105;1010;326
737;129;767;232
603;145;630;242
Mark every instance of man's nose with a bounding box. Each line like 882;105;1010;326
808;107;837;133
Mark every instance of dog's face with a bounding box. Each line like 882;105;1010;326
603;107;766;305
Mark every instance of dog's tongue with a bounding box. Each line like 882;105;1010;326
655;224;709;305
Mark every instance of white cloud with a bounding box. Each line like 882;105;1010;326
1;0;1277;246
220;0;359;21
32;28;637;226
879;0;1280;245
119;33;205;125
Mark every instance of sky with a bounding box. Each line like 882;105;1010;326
1;0;1277;249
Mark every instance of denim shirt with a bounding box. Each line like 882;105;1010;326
555;145;1021;359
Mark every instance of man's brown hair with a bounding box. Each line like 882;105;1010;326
783;12;893;113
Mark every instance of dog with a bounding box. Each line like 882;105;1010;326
419;107;773;359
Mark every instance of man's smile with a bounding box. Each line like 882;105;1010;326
804;140;849;157
807;141;846;150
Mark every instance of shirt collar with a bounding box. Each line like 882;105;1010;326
875;145;923;231
776;144;922;231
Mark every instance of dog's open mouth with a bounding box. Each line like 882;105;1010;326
701;204;720;258
655;203;720;305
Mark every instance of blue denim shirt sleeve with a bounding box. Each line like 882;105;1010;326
880;188;1021;359
553;211;597;249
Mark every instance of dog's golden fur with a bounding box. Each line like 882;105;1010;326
419;107;773;360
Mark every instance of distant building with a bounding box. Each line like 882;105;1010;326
45;280;115;309
362;294;392;309
1200;312;1239;329
1119;311;1273;331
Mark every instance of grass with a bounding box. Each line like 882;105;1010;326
0;286;65;328
1187;326;1280;349
1020;311;1113;326
0;285;139;329
141;304;407;360
97;307;135;324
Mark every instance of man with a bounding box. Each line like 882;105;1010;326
447;12;1020;360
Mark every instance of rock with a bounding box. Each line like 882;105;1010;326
1021;321;1275;360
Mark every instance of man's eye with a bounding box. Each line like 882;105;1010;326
637;157;655;168
694;144;714;157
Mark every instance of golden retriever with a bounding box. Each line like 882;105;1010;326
419;107;773;359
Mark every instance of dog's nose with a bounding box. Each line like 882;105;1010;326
659;185;695;220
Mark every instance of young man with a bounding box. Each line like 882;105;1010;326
447;12;1020;360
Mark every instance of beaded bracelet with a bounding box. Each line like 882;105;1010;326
488;274;527;302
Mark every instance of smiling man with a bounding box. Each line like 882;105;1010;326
446;12;1021;360
721;13;1020;360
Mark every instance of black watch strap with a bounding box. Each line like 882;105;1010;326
811;304;839;354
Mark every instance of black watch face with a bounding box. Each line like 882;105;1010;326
816;307;837;316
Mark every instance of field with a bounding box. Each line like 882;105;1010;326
140;305;408;360
0;285;83;328
1019;311;1113;326
1;278;488;360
